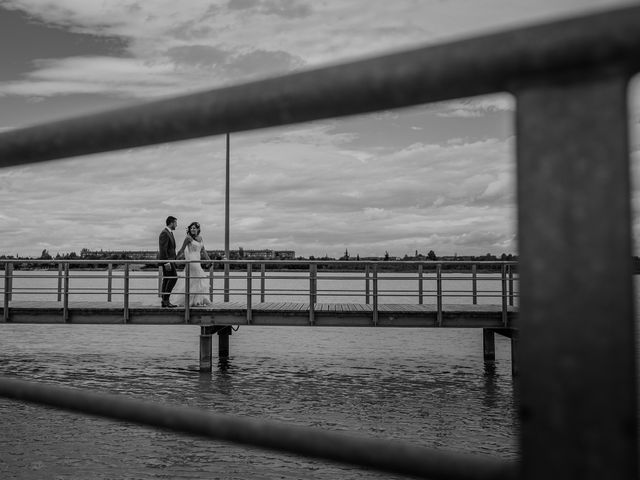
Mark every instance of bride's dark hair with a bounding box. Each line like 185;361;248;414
186;221;201;239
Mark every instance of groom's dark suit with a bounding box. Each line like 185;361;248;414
158;227;178;305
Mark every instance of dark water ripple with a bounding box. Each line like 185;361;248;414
0;324;518;479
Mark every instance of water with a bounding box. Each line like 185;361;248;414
0;272;518;479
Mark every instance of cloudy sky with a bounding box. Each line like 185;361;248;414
0;0;638;259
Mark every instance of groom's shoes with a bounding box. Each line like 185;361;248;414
161;300;178;308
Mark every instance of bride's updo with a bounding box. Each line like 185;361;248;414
186;221;201;239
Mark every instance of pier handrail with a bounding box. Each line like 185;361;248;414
1;4;639;479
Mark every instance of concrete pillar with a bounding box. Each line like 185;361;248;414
218;327;230;358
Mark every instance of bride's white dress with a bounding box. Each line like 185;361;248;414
170;239;211;307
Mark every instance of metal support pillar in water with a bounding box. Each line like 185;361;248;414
199;325;215;372
482;329;495;362
218;328;230;358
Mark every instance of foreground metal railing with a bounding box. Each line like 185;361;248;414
1;4;639;479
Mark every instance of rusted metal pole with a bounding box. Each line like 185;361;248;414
515;73;638;480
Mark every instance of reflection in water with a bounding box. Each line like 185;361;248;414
0;324;518;479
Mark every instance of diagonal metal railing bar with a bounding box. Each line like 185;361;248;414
0;376;516;480
0;5;639;168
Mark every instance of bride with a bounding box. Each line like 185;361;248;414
170;221;212;307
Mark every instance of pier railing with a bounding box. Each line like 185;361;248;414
1;4;639;479
0;258;518;325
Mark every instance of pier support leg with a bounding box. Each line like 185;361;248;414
483;329;495;362
511;334;519;377
218;326;231;358
199;325;215;372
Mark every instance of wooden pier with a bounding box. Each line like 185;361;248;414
1;259;518;372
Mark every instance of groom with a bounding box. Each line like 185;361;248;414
158;216;178;307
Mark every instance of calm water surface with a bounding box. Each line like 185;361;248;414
1;272;519;479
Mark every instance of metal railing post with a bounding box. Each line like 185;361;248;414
157;265;163;298
309;263;316;325
365;264;370;305
260;263;266;303
418;264;424;305
3;262;10;322
63;262;70;322
123;263;130;323
224;261;230;303
184;262;190;324
472;264;477;305
209;265;214;302
516;73;637;479
57;262;63;302
436;264;442;326
501;263;508;327
508;264;514;306
246;263;252;324
7;263;12;302
372;264;378;326
107;263;113;302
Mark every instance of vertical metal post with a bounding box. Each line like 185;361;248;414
184;263;190;323
158;265;163;298
246;263;252;324
501;263;508;327
436;264;442;326
3;262;9;322
372;264;378;326
508;264;514;307
63;262;69;322
209;266;214;302
57;262;63;302
107;263;113;302
123;263;130;323
365;264;370;304
472;264;477;305
515;74;637;480
7;263;12;301
418;264;423;305
309;263;316;325
260;263;266;303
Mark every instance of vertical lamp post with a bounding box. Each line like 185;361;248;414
224;133;230;302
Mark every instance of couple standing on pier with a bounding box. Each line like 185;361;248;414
158;216;212;308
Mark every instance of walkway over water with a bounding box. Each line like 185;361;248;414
1;259;518;328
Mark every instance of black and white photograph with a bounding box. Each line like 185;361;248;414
1;0;639;478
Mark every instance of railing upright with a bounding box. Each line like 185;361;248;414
365;264;370;304
309;263;316;325
508;264;514;307
260;263;266;303
57;262;62;302
123;263;130;323
223;261;230;303
7;263;12;302
501;263;507;327
63;262;69;322
436;264;442;326
107;263;113;302
472;264;477;305
184;263;190;324
372;264;378;326
157;266;162;298
246;263;252;324
418;264;424;305
209;265;214;302
3;262;9;322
